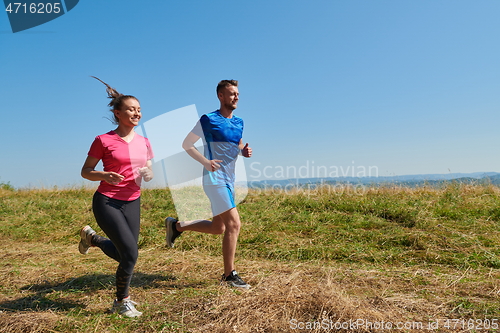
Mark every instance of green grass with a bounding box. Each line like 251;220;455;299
235;185;500;267
1;184;500;332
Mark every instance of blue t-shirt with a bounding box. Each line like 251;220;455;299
192;110;244;185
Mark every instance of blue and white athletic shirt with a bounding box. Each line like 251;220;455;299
191;110;244;186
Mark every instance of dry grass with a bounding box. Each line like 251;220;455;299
0;239;499;332
1;185;500;332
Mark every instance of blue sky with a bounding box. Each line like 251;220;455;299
1;0;499;188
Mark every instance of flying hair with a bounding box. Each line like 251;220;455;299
91;76;138;124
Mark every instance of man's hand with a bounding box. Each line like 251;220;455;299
204;159;223;172
241;143;252;158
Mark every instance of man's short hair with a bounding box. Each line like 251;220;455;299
216;80;238;95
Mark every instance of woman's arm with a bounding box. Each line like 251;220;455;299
81;156;124;185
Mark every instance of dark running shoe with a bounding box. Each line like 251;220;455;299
221;270;251;289
165;217;182;248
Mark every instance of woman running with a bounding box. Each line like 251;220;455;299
79;77;154;318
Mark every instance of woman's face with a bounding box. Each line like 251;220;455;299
114;98;141;127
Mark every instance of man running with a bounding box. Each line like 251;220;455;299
165;79;252;289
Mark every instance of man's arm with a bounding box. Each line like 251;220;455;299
182;132;222;172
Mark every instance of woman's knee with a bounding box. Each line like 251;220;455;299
120;247;138;268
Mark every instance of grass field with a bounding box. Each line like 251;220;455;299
0;184;499;332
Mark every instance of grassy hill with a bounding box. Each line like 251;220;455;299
0;184;499;332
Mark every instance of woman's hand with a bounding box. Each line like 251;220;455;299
103;172;124;185
138;167;153;182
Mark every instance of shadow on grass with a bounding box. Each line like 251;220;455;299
0;271;181;312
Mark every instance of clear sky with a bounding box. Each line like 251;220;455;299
1;0;499;188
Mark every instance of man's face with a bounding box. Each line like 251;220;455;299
218;85;239;111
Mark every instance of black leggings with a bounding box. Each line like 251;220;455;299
91;191;141;300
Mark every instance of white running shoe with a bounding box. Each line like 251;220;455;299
112;298;142;318
78;225;96;255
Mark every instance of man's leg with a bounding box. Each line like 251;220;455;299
173;207;240;276
218;208;241;276
175;217;225;234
